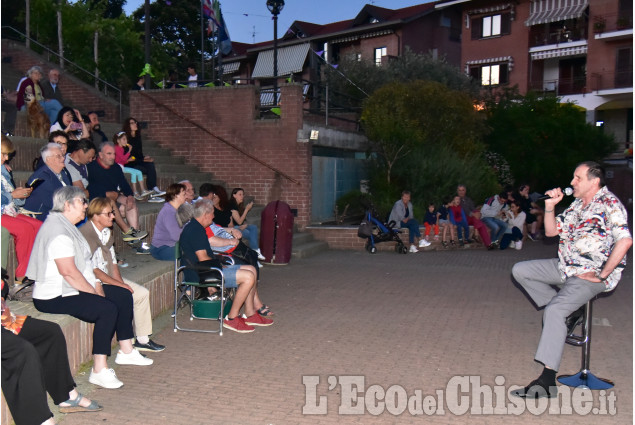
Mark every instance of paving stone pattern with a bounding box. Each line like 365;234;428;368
60;242;632;424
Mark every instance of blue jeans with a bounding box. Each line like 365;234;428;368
240;224;259;250
482;217;507;243
150;244;176;261
500;227;523;249
39;99;62;124
400;219;421;243
454;220;469;241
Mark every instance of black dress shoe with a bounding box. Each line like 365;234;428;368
134;339;166;352
566;306;585;335
510;379;558;399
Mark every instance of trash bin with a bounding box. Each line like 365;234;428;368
259;200;294;265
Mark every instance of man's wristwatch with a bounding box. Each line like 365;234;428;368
595;272;607;282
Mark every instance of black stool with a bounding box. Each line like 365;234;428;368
557;298;614;389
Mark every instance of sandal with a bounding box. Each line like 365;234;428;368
59;393;103;413
257;305;274;317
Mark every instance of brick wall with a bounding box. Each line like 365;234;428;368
129;84;313;228
2;40;121;122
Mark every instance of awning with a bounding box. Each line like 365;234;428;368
221;62;240;74
465;56;514;72
525;0;588;26
251;43;310;79
531;45;587;60
467;3;513;15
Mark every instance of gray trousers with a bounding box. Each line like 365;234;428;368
512;258;606;371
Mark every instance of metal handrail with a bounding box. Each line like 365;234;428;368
2;26;123;122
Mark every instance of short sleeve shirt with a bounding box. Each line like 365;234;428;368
179;219;214;282
556;186;631;290
32;235;97;300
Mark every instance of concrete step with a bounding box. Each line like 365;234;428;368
292;232;315;245
291;238;329;259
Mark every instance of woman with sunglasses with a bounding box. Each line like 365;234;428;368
28;186;153;390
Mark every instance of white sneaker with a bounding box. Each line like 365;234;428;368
255;248;265;261
257;261;263;268
515;241;523;250
140;189;154;197
115;349;153;366
409;245;418;253
418;239;431;248
509;241;516;249
89;368;123;389
152;187;166;196
148;196;165;203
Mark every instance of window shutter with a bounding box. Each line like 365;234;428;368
501;13;512;35
471;18;482;39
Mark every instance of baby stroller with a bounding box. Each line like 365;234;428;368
358;205;408;254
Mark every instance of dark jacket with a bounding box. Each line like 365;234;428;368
40;80;66;106
24;165;72;221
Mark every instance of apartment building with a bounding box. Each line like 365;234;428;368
436;0;633;153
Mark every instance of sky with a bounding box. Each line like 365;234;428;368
123;0;434;44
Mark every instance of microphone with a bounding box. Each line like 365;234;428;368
537;187;573;201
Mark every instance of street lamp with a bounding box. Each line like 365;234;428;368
266;0;284;107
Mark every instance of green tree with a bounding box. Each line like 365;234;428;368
483;90;617;190
361;80;486;183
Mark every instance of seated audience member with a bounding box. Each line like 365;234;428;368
80;198;166;352
457;184;495;250
209;184;233;227
179;180;195;204
500;200;526;250
87;142;148;248
33;130;71;173
49;107;89;140
1;135;42;293
516;183;544;240
229;187;265;260
16;66;63;124
24;143;71;221
87;111;108;143
480;191;509;247
449;195;470;247
28;187;153;390
423;203;439;242
40;68;66;107
123;117;164;198
2;280;102;424
437;198;456;249
131;77;145;91
112;132;155;201
64;138;96;197
179;199;273;333
388;190;430;253
150;183;188;261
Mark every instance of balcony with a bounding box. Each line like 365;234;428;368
529;76;586;95
593;12;633;37
530;26;587;47
590;70;633;92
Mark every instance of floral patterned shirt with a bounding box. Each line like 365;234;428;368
556;186;631;291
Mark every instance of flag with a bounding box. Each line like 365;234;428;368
214;0;232;55
203;0;220;36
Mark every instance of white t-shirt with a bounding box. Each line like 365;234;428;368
188;74;198;88
32;234;97;300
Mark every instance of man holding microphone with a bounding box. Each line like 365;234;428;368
510;161;632;399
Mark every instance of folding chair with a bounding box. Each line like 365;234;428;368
173;242;233;334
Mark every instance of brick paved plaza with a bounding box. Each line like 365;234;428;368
59;241;633;424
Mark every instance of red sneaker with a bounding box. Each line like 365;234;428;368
223;316;255;333
244;313;274;327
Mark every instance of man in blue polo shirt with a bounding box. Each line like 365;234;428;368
87;142;147;244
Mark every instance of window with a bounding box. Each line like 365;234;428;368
469;63;509;86
374;47;387;66
471;13;511;39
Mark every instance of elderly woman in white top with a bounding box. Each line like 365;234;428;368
27;186;152;390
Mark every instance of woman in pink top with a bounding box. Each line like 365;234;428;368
112;132;152;200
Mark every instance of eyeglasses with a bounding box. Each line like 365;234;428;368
51;154;64;159
97;210;115;216
74;198;88;205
